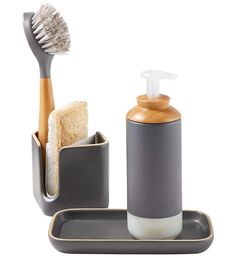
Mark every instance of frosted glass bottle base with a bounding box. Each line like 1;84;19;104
127;212;182;240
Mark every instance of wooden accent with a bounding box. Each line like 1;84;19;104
127;94;181;123
38;78;55;165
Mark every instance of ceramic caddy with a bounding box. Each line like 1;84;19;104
32;132;109;216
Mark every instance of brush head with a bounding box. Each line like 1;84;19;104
23;4;70;77
31;4;70;55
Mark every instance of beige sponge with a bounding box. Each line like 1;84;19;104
46;101;88;196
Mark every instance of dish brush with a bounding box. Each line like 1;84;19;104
23;4;70;165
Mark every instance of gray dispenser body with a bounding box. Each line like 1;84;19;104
127;119;182;219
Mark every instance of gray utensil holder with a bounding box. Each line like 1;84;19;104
32;132;109;216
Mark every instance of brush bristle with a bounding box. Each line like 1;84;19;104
31;4;70;55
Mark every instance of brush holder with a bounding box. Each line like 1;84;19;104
32;132;109;216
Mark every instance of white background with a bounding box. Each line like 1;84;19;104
0;0;235;257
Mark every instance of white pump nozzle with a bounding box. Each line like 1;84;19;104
141;70;178;99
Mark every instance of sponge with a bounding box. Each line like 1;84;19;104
46;101;88;196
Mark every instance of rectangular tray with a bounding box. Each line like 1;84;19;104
49;209;213;254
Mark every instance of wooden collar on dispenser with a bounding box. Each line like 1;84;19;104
127;94;181;124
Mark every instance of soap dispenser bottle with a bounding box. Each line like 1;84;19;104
127;70;182;239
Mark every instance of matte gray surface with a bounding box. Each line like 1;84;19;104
127;119;182;218
32;132;109;216
49;209;214;254
23;13;53;77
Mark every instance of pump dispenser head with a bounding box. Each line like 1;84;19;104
127;70;181;123
141;70;177;99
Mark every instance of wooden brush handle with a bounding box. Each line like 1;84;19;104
38;78;55;165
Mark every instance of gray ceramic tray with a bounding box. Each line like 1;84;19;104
49;209;213;254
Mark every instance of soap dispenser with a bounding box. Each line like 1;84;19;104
127;70;182;239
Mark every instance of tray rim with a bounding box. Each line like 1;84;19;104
48;208;214;242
